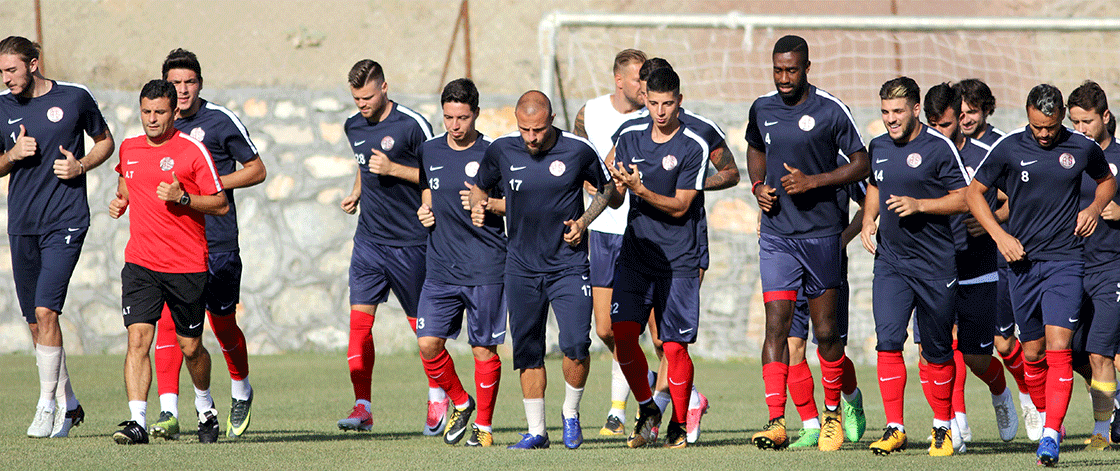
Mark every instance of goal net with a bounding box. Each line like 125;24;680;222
540;12;1120;362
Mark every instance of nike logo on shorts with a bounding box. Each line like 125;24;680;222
678;328;693;335
1069;317;1079;323
1000;323;1014;332
491;331;505;339
188;322;202;329
946;279;956;288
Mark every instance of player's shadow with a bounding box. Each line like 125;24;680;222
240;426;529;443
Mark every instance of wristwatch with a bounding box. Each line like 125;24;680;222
178;193;191;206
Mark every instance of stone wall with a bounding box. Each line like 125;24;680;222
5;88;1014;365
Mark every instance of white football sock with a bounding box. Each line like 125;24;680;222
35;345;61;410
129;400;147;428
524;398;546;436
231;378;252;401
159;393;179;417
563;382;584;420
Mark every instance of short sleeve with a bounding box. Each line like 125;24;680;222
1086;145;1110;181
831;104;865;157
744;101;764;151
971;144;1006;190
676;143;706;191
79;89;109;138
219;113;258;164
938;143;967;191
475;142;502;189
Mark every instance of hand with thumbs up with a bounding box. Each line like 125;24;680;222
156;172;185;203
780;162;819;195
109;190;128;218
563;218;586;247
53;145;84;179
7;124;37;162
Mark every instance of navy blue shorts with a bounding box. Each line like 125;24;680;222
1081;268;1120;357
1007;260;1083;342
588;230;623;288
954;281;997;355
10;228;87;323
996;266;1016;338
790;254;849;345
121;263;207;338
873;261;956;364
611;267;700;344
415;280;507;346
505;269;592;370
759;233;843;300
204;250;242;316
349;237;426;317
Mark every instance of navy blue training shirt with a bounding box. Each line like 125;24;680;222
475;129;607;275
418;133;506;285
973;126;1110;261
953;138;999;280
1079;136;1120;272
345;102;434;247
976;123;1005;147
0;81;108;235
614;123;707;277
745;86;867;239
175;99;259;252
869;125;968;278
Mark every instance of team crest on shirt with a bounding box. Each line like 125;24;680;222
1110;163;1117;176
1059;152;1075;169
465;161;479;178
380;136;395;151
965;166;976;179
46;106;63;123
159;156;175;171
190;127;206;141
549;160;566;177
798;115;815;132
906;153;922;168
662;154;678;170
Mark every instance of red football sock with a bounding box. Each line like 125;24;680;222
421;349;469;406
922;360;955;422
1044;349;1074;431
971;356;1007;395
663;341;693;424
1000;338;1030;395
1023;356;1048;413
840;355;858;395
787;359;819;422
208;312;249;380
762;362;789;420
612;321;653;403
348;310;375;402
155;304;183;396
407;317;440;390
952;345;967;415
817;352;846;410
877;351;907;426
473;355;501;427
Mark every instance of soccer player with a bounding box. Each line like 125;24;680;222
470;90;614;449
967;83;1116;466
1066;80;1120;450
860;77;969;456
954;79;1005;146
0;35;114;438
607;67;707;449
108;79;227;445
570;48;646;436
148;48;267;441
335;60;441;434
746;35;869;451
784;173;863;449
612;56;738;444
924;82;1019;446
414;78;506;448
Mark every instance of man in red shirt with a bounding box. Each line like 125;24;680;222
108;80;228;445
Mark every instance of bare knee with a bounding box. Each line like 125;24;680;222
418;337;445;360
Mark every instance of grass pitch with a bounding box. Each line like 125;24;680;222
2;351;1119;470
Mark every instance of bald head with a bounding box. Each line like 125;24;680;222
516;90;552;118
514;91;556;155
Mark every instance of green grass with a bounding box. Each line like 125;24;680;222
1;351;1119;470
